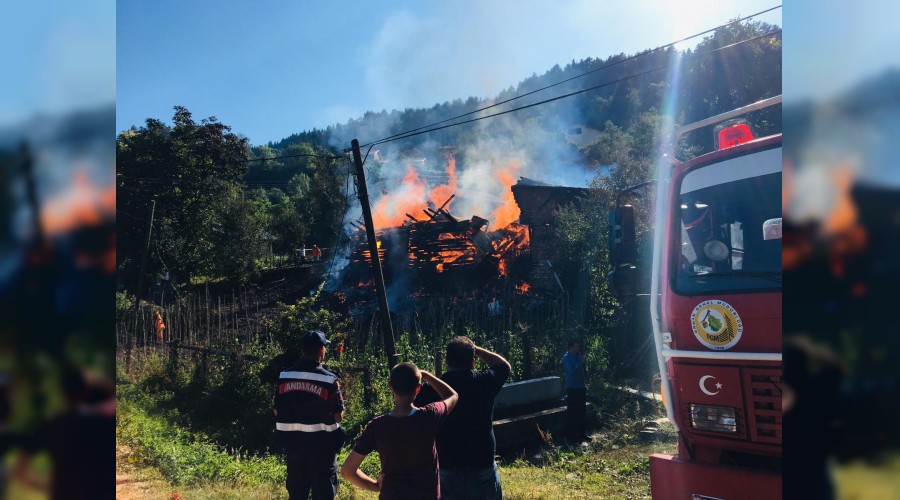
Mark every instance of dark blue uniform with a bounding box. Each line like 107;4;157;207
275;359;345;500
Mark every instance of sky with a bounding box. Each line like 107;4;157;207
116;0;782;146
0;0;115;127
784;0;900;104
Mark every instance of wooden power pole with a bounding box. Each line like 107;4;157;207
134;198;157;313
351;139;398;366
127;198;156;373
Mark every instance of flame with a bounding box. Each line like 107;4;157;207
371;156;460;229
783;159;867;270
427;155;457;210
372;167;426;229
42;170;115;235
494;223;530;277
359;237;385;260
515;281;531;294
491;160;521;228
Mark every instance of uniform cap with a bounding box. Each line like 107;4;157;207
301;330;330;347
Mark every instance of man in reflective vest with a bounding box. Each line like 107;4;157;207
275;330;345;499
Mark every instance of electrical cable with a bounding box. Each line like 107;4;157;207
353;5;781;150
239;153;345;162
366;28;781;147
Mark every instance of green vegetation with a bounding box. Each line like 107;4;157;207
118;370;674;499
117;384;285;487
116;18;780;499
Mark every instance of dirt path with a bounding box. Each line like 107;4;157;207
116;445;170;499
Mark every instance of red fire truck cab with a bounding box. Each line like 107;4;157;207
609;96;782;499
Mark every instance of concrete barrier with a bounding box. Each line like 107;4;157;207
494;376;563;411
492;376;590;448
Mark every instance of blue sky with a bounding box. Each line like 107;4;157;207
0;0;115;127
117;1;781;146
784;0;900;103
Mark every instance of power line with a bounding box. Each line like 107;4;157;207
365;28;781;147
239;152;345;162
353;5;781;150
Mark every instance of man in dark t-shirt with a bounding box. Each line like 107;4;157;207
342;362;458;500
416;336;511;500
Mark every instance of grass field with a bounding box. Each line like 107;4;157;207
116;381;677;499
834;455;900;500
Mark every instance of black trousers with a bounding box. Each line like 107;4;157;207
566;387;587;439
285;452;338;500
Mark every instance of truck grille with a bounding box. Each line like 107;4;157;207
745;368;782;444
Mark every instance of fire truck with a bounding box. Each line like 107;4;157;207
608;96;782;499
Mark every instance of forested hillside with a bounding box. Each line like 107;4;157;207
268;20;780;159
117;19;780;294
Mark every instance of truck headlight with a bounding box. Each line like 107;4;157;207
690;404;737;433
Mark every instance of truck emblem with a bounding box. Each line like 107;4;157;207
699;375;722;396
690;300;743;350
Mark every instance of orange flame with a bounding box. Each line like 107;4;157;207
515;281;531;294
427;155;457;210
372;156;459;229
372;167;426;229
42;171;115;235
491;160;521;228
495;223;530;277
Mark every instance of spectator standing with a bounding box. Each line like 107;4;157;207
312;245;322;262
341;363;458;499
274;331;345;500
154;309;165;343
416;336;510;500
562;338;588;442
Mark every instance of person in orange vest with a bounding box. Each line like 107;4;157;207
154;309;166;343
334;339;344;360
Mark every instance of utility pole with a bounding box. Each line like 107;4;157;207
128;198;156;373
134;198;157;312
351;139;398;366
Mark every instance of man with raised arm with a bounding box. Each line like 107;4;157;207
341;362;458;500
416;336;511;499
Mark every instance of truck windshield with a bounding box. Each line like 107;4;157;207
674;147;782;294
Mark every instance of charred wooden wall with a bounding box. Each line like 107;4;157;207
511;178;588;293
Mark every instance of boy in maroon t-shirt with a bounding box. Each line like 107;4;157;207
341;362;458;499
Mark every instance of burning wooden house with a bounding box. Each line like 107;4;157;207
339;176;587;299
343;194;532;294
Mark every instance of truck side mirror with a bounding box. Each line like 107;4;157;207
608;264;638;298
609;205;637;267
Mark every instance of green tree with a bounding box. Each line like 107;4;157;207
117;107;250;288
210;186;269;283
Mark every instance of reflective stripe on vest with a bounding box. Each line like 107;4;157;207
276;422;340;432
279;371;337;385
